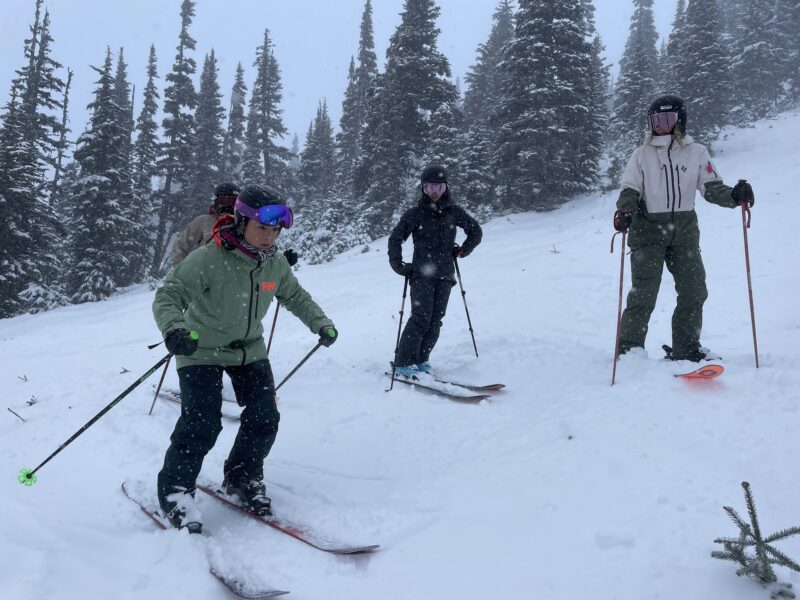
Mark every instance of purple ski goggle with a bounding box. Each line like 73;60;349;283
234;199;293;229
423;182;447;196
649;111;678;134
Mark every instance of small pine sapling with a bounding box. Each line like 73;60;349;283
712;481;800;598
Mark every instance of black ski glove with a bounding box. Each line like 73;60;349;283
318;325;338;347
165;329;199;356
391;261;413;278
613;208;632;232
283;248;299;266
731;179;754;207
452;245;464;258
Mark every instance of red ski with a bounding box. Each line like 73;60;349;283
198;483;380;555
674;364;724;380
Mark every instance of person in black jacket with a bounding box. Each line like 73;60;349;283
388;164;482;378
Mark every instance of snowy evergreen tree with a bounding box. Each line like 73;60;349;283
355;0;458;236
461;0;513;210
663;0;687;97
65;49;134;303
188;50;225;216
463;0;514;127
0;0;65;315
421;100;465;194
132;45;160;209
242;29;289;194
607;0;659;185
299;100;336;202
579;0;609;188
151;0;197;276
337;0;379;196
111;48;141;287
50;68;72;206
221;62;247;183
770;0;800;105
678;0;730;146
494;0;598;210
729;0;782;122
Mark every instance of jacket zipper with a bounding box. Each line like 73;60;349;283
675;164;682;208
667;139;677;217
241;261;260;365
662;165;671;209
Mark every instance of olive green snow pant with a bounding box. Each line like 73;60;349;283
618;242;708;357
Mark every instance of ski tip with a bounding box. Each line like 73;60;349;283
674;364;724;380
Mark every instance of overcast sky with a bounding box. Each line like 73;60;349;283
0;0;677;149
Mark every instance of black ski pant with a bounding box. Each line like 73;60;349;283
395;277;454;367
157;359;279;509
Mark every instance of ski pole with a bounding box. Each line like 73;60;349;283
18;353;172;486
148;354;172;415
739;189;759;368
611;230;627;386
275;342;322;391
266;303;281;355
454;257;478;357
388;276;410;391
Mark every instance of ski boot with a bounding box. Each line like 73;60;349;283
416;361;433;375
223;477;272;516
394;364;419;379
161;487;203;534
663;343;721;362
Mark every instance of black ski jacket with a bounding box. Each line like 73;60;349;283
387;193;482;281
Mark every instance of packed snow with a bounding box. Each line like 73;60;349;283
1;111;799;599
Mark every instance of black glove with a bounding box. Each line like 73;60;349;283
283;248;299;266
391;262;414;278
318;325;338;347
165;328;199;356
731;179;754;207
613;209;632;232
452;245;464;258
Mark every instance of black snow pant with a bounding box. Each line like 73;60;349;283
157;359;279;509
395;277;454;367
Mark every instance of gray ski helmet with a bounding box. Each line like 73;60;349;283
234;185;284;227
214;182;240;197
421;164;448;184
648;95;687;135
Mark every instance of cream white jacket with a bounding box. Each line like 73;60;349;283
620;134;722;214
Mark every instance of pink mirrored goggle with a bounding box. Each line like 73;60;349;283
423;182;447;196
649;111;678;134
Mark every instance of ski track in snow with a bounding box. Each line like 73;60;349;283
2;112;800;599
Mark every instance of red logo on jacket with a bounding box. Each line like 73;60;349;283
261;281;276;291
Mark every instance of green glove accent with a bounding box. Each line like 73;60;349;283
18;468;37;486
189;330;199;341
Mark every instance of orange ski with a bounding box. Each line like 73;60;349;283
674;364;724;380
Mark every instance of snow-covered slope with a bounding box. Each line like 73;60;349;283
2;111;799;600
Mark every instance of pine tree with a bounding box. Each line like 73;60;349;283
65;49;134;303
461;0;513;210
111;48;141;287
579;0;609;188
337;0;379;196
355;0;458;236
221;62;247;183
299;100;336;202
607;0;660;185
770;0;800;105
132;45;160;207
495;0;598;210
729;0;781;122
151;0;197;276
663;0;687;96
243;29;289;193
679;0;730;146
50;68;72;205
0;0;65;314
188;50;225;215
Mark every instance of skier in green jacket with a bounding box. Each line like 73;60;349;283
152;185;337;532
613;95;755;362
